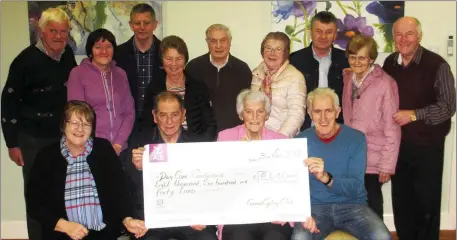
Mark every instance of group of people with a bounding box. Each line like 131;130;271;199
1;3;455;240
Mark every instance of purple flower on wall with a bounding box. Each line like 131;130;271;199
366;1;404;24
273;1;316;21
335;14;374;49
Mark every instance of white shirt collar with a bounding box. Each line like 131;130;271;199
209;54;229;70
312;45;332;60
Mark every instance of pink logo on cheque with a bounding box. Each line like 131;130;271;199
149;144;168;162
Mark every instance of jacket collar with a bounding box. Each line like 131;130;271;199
305;43;343;68
344;64;384;103
126;35;161;55
253;59;290;81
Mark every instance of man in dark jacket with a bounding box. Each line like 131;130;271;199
125;91;217;240
289;11;349;130
115;3;162;136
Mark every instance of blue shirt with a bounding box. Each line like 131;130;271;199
295;124;367;205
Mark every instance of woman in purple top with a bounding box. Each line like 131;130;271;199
67;29;134;156
342;34;401;220
217;89;318;240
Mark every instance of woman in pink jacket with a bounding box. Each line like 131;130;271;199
342;34;401;220
217;89;318;240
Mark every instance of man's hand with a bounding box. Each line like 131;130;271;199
112;144;122;156
302;217;320;234
378;172;391;183
304;157;326;182
132;147;145;170
123;217;147;239
54;219;88;240
190;225;206;231
8;147;24;166
393;110;415;126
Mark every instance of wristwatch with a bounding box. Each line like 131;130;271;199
410;111;417;122
323;172;333;186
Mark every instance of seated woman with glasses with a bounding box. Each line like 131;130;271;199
251;32;306;137
25;100;146;240
342;34;401;220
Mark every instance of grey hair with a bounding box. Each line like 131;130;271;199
205;24;232;40
306;88;340;114
236;89;271;116
392;16;422;37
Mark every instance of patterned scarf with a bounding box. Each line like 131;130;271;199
261;66;279;102
61;136;106;231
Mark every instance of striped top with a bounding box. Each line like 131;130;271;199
166;84;188;130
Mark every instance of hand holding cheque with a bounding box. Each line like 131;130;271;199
132;138;318;233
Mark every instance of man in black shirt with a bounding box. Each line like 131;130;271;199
185;24;252;133
1;8;77;240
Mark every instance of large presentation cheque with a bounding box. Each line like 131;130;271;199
142;138;311;229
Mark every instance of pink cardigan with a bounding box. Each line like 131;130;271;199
217;124;288;141
342;64;401;174
216;124;288;239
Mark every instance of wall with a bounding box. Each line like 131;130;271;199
1;1;455;238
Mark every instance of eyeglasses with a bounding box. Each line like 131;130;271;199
66;120;92;130
348;55;370;62
264;46;284;53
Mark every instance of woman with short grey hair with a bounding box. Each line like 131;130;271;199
216;89;317;240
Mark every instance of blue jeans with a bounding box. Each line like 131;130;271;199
292;203;392;240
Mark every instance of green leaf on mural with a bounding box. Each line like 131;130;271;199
285;25;295;35
94;2;107;30
325;1;332;11
290;35;302;43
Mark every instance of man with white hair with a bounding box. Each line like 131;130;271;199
293;88;392;240
185;24;252;133
1;7;77;240
383;16;456;240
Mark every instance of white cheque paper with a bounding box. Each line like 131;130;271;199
142;138;310;228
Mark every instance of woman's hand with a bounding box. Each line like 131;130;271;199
271;221;286;225
379;172;391;183
132;147;145;170
342;67;352;76
113;144;122;156
54;218;88;240
190;225;206;231
123;217;147;239
302;217;319;234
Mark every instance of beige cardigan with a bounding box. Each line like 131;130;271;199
251;60;306;137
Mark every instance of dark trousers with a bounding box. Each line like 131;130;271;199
365;174;384;220
18;131;58;240
222;223;292;240
392;141;445;240
141;226;217;240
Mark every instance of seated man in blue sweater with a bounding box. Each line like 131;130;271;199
293;88;392;240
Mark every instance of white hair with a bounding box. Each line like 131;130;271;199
205;23;232;40
236;89;271;116
306;88;340;114
38;7;70;30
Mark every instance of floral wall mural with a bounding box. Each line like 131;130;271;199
271;0;405;53
28;1;163;55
